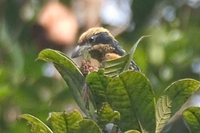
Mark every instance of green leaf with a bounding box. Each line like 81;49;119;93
158;79;200;132
107;71;155;132
19;114;53;133
86;71;110;109
123;36;149;71
37;49;89;116
48;112;67;133
0;85;12;102
155;96;171;133
183;107;200;132
103;55;129;77
125;130;141;133
47;110;102;133
164;79;200;114
102;36;147;77
98;102;120;126
77;119;102;133
48;110;83;133
86;70;155;131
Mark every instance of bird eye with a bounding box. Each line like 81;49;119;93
88;36;95;43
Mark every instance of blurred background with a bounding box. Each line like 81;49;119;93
0;0;200;132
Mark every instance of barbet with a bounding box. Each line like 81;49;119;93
71;27;140;109
71;27;140;75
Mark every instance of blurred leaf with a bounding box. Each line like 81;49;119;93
0;23;24;84
19;114;53;133
183;107;200;132
0;85;12;102
107;71;155;132
37;49;89;116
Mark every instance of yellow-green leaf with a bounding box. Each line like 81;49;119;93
183;106;200;132
98;102;120;126
19;114;53;133
48;110;83;133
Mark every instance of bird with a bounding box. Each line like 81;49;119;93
71;27;140;75
71;27;140;110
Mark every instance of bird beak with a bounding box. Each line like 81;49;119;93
71;45;81;58
71;44;91;58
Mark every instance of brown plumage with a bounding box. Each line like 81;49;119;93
71;27;140;109
71;27;139;75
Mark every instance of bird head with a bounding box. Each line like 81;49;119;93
71;27;125;61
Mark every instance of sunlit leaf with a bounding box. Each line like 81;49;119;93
159;79;200;132
48;112;67;133
125;130;141;133
19;114;53;133
164;79;200;114
98;102;120;126
48;110;101;133
155;96;171;133
183;106;200;132
48;110;83;133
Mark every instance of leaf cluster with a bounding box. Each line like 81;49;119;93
20;37;200;133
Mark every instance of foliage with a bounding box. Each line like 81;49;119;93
183;107;200;132
20;37;200;133
0;0;200;133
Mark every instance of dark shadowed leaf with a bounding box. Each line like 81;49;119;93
37;49;89;116
86;70;155;132
107;71;155;132
86;71;110;109
77;119;102;133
